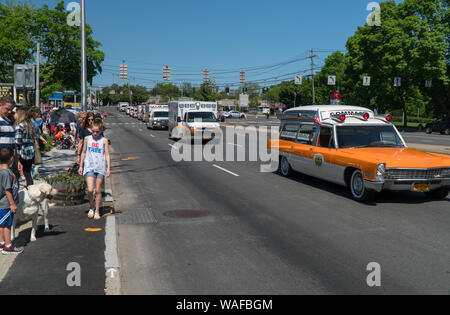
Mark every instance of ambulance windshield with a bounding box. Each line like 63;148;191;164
336;125;405;148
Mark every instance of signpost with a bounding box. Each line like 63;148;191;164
294;75;302;85
327;75;336;86
14;64;35;106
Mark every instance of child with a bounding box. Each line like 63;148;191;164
0;147;22;254
78;121;110;220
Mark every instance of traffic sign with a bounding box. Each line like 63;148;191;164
239;70;246;84
425;80;432;88
394;77;401;87
14;65;35;89
119;64;128;80
294;75;302;85
327;75;336;86
363;76;371;86
163;66;171;82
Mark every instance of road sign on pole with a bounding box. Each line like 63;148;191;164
202;69;210;84
294;75;302;85
425;80;432;88
394;77;401;87
162;66;171;82
14;65;35;89
119;63;128;80
363;76;371;86
239;70;246;84
327;75;336;86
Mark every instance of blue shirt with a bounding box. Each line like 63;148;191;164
31;118;42;142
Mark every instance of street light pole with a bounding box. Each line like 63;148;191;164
36;42;40;109
81;0;87;111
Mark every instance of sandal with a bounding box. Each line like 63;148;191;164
88;210;94;219
94;212;101;220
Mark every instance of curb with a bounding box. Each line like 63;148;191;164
103;174;121;295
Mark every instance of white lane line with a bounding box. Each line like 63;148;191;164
150;134;155;138
213;164;239;177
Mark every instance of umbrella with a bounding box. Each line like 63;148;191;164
52;108;76;124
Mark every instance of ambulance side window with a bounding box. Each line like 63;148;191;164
317;126;334;148
280;123;299;141
297;124;316;145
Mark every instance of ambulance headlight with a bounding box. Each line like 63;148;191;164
376;163;386;180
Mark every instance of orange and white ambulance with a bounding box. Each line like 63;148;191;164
270;105;450;202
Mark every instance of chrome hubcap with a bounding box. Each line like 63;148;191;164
352;172;364;197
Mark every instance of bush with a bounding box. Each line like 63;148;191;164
40;134;53;153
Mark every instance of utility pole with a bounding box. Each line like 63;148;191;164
35;43;40;109
308;49;317;104
81;0;87;111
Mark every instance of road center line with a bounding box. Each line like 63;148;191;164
213;164;240;177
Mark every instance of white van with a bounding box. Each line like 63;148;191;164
147;108;169;129
119;102;129;112
168;101;220;141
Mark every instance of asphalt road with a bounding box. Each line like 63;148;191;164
105;107;450;295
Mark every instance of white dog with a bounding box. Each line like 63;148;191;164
11;183;58;242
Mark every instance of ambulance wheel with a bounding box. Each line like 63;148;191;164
279;156;292;177
425;187;450;200
350;169;374;202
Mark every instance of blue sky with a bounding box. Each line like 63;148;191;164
29;0;395;89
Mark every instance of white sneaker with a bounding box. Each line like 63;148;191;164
88;209;94;219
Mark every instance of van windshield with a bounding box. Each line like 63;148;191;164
186;112;217;123
154;112;168;118
336;125;405;148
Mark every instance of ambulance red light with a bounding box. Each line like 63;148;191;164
339;114;346;121
363;113;370;120
386;114;392;121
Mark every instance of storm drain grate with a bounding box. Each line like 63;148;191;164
116;209;157;225
163;210;210;219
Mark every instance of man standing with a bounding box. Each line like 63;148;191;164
0;97;17;178
0;97;16;151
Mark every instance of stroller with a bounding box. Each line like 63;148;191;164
55;127;75;150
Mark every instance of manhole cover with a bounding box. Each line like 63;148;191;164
163;210;210;219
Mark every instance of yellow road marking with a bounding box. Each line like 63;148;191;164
85;228;102;232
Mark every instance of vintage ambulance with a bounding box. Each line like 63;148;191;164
270;105;450;202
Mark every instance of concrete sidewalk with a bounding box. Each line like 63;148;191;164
0;148;107;295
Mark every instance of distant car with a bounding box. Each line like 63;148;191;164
425;117;450;135
222;111;246;119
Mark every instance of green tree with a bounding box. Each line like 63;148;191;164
0;1;105;101
344;0;449;125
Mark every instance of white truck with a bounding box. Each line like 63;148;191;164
168;101;221;141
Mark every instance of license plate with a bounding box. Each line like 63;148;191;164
414;183;430;192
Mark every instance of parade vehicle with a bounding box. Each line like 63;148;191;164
119;102;129;112
137;105;144;120
144;105;169;124
146;108;169;130
269;105;450;202
168;101;221;141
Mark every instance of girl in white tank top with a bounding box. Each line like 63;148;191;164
79;122;110;220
